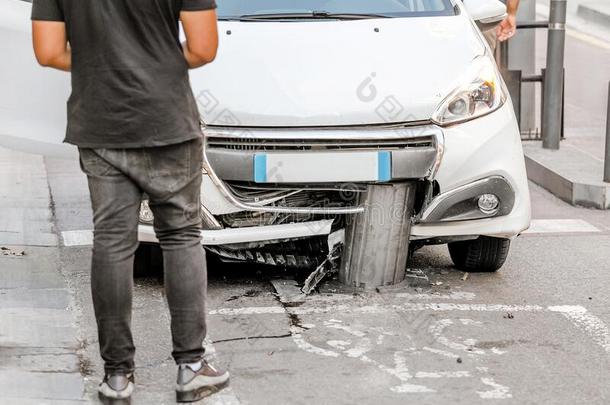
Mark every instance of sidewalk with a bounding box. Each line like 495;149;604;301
0;147;87;404
523;1;610;209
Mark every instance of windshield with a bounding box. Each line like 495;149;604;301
217;0;457;20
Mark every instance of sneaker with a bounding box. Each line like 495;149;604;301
98;373;134;404
176;360;230;402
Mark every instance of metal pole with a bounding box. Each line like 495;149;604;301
604;82;610;183
542;0;567;150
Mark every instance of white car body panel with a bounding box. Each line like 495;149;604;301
192;17;485;127
0;0;530;246
412;103;531;239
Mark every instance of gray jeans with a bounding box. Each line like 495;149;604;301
78;137;206;374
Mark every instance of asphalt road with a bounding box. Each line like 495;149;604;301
36;142;610;405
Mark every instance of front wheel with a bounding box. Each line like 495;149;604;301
448;236;511;272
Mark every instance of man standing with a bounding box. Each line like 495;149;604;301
31;0;227;403
484;0;521;52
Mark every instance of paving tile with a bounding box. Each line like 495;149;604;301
0;288;71;309
0;370;84;401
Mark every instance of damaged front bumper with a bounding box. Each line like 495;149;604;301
138;219;334;246
201;123;444;215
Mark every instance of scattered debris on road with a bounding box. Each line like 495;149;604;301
503;312;514;319
405;268;430;287
375;279;410;293
0;246;25;257
271;279;306;306
301;244;342;295
462;272;470;281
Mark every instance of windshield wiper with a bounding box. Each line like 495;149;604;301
231;11;390;21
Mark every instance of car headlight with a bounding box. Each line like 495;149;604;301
431;55;507;126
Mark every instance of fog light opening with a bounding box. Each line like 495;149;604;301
477;194;500;214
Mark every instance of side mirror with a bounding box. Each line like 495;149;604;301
464;0;507;28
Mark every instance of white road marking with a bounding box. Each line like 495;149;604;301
211;307;286;316
394;291;477;301
459;318;483;326
345;338;372;358
324;319;366;337
327;340;351;350
61;230;93;247
385;352;435;394
290;325;339;358
211;289;610;401
415;371;471;378
208;303;545;316
391;383;436;394
549;305;610;353
524;219;600;235
477;377;512;399
428;319;485;355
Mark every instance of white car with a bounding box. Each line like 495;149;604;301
0;0;530;279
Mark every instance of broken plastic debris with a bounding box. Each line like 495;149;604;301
301;244;342;295
405;268;428;280
1;247;25;257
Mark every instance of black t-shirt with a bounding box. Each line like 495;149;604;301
31;0;216;148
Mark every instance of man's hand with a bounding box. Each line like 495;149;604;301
496;13;516;42
32;21;71;71
181;9;219;69
496;0;520;42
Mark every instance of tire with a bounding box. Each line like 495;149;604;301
134;243;163;278
448;236;511;272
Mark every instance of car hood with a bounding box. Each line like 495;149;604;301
192;15;486;127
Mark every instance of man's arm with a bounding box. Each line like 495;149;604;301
32;21;71;71
181;9;219;69
497;0;520;42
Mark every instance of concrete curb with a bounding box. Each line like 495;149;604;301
523;142;610;209
577;1;610;27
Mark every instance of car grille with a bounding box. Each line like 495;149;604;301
219;183;362;227
206;135;435;151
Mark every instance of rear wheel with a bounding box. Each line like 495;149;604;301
448;236;511;272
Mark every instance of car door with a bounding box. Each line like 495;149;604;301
0;0;74;157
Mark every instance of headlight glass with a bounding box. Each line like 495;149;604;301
431;55;507;126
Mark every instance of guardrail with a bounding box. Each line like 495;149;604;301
499;0;567;148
